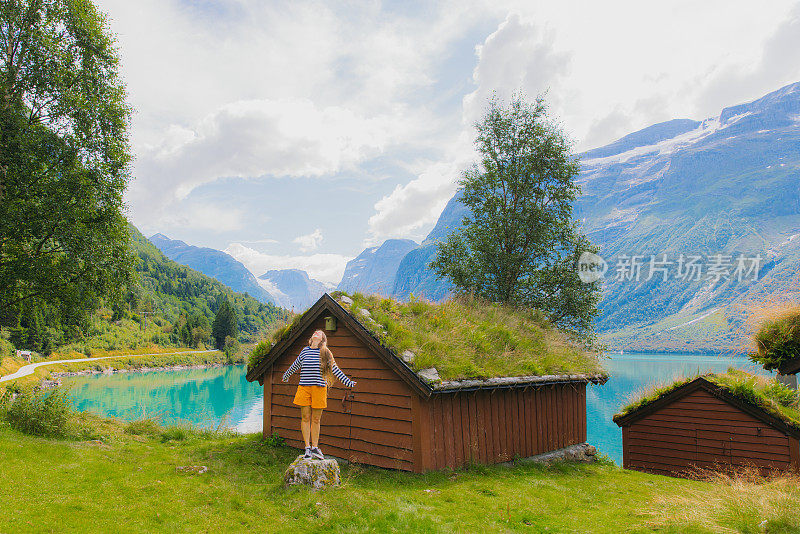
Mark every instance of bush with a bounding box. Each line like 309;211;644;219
160;425;189;442
0;329;15;359
223;335;241;364
751;308;800;371
125;418;161;436
5;387;74;438
264;431;285;447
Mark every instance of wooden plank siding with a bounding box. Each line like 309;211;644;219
265;316;415;471
622;388;798;477
412;382;587;471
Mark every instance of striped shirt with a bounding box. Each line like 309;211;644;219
282;346;355;388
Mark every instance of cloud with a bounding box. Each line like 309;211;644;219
128;98;397;221
154;200;245;233
293;229;323;252
694;4;800;117
462;13;572;127
236;238;279;245
581;108;634;152
224;243;350;285
97;0;800;271
366;159;465;244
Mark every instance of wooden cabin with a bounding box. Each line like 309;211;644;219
614;375;800;477
246;293;606;472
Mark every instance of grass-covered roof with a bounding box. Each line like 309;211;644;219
248;292;605;383
614;369;800;432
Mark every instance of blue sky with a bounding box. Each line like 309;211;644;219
96;0;800;283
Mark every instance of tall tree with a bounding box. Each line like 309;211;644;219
430;94;601;340
0;0;133;335
212;299;238;350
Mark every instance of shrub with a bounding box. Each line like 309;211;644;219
0;329;14;359
5;387;73;438
264;431;285;447
223;335;241;364
160;425;189;442
751;307;800;371
125;418;161;436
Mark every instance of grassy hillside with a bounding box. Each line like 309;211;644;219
127;225;287;343
0;413;798;532
1;225;289;359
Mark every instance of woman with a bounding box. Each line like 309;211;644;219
282;329;356;460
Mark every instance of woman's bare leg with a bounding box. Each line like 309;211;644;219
300;406;312;448
311;408;323;448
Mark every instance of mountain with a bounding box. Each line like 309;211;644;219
130;226;287;342
338;239;418;296
149;234;276;305
258;269;333;312
576;81;800;351
392;193;469;300
383;82;800;351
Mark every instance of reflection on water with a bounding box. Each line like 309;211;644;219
64;354;774;464
63;365;263;433
587;352;772;465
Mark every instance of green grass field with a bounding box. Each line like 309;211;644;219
1;416;798;533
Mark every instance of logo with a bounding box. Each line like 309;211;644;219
577;251;607;283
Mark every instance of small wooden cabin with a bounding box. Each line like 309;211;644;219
614;375;800;477
246;293;606;472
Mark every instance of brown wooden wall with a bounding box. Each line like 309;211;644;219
412;382;587;471
621;388;800;477
265;316;416;471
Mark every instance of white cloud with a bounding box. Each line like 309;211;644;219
237;238;279;245
293;229;323;252
155;201;245;234
694;4;800;117
127;98;398;222
366;159;466;244
225;243;350;285
462;13;572;127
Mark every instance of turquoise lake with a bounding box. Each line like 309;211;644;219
63;353;772;465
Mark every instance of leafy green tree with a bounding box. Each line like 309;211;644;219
223;335;240;364
0;0;133;335
212;299;238;349
430;94;601;340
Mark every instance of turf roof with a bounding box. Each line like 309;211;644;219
613;369;800;432
248;292;605;383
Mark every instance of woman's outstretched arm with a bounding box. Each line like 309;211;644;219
282;349;305;382
331;360;356;388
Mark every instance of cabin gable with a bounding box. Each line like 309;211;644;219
265;313;416;471
620;384;799;476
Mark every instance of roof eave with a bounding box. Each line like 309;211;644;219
430;373;608;394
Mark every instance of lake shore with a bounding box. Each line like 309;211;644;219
52;362;232;379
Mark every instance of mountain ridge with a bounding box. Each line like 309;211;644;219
149;234;276;305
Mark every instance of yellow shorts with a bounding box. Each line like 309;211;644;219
293;385;327;409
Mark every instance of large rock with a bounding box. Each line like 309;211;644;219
283;455;341;489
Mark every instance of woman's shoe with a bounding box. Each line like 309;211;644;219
310;447;325;460
303;447;312;459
